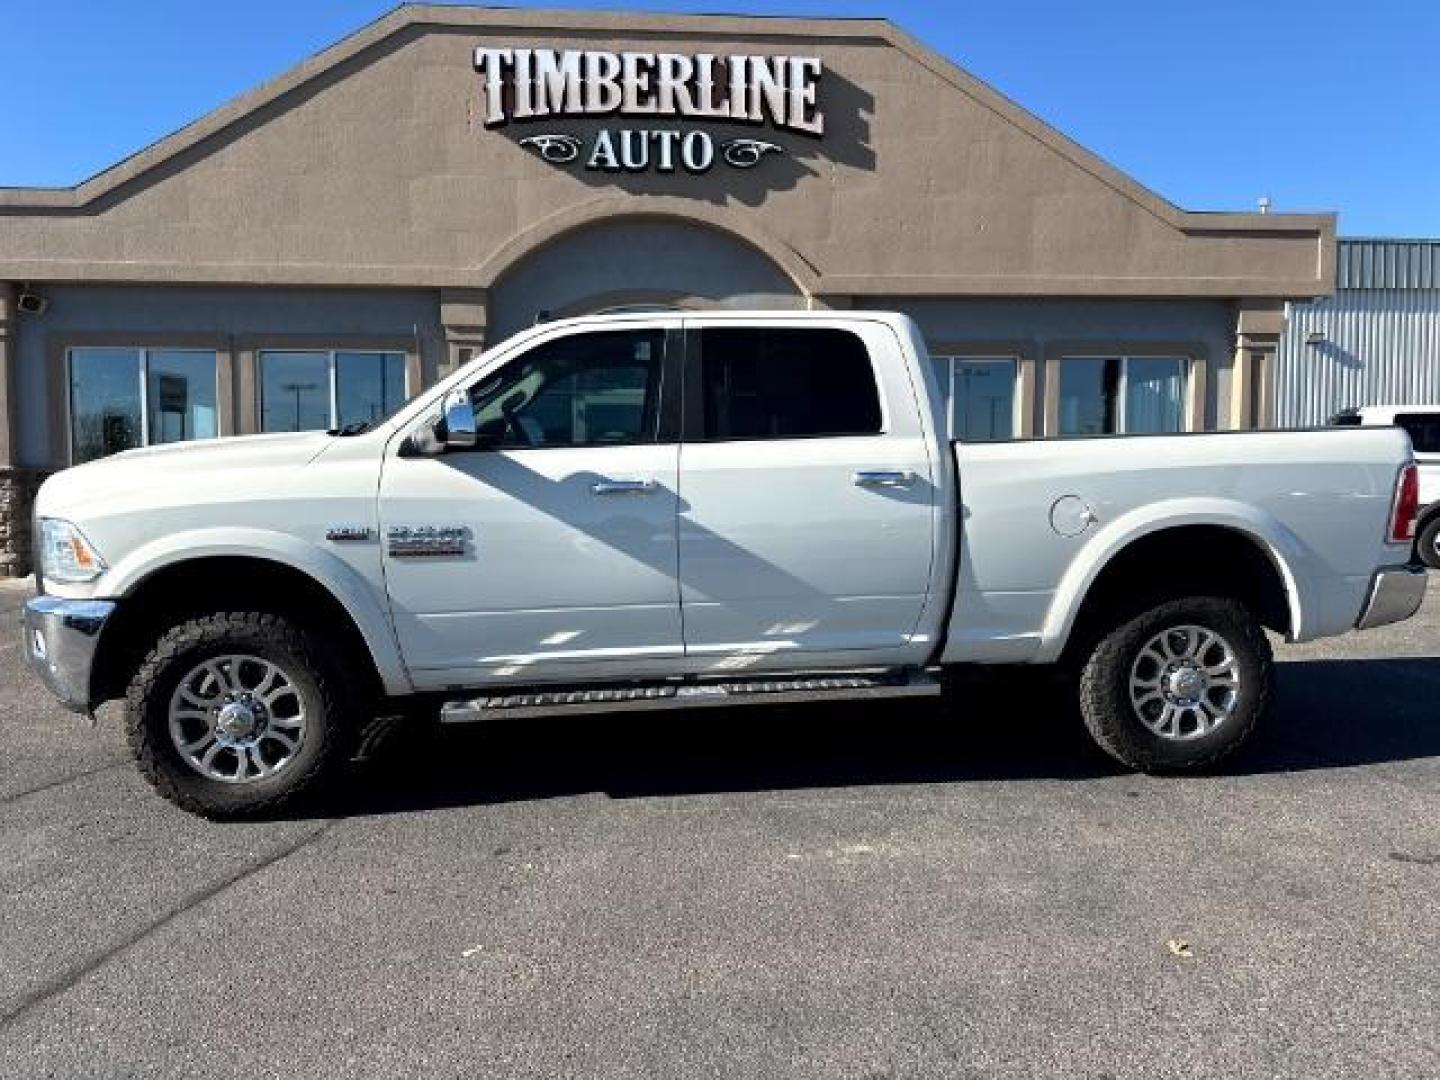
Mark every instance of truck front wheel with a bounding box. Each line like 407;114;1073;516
125;612;355;818
1078;596;1272;772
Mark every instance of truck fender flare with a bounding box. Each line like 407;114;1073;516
101;527;411;695
1034;499;1309;663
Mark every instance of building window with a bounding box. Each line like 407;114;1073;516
69;347;219;464
935;356;1018;441
699;327;881;440
259;350;408;432
1058;355;1188;436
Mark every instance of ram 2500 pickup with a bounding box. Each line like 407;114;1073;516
24;312;1426;817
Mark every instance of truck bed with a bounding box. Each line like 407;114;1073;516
941;426;1413;664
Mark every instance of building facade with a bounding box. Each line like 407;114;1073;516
0;6;1334;575
1276;238;1440;427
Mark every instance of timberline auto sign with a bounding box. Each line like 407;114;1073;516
473;48;825;174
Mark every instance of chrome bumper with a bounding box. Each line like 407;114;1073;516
1355;564;1427;631
23;596;116;713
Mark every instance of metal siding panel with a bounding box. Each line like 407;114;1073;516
1277;288;1440;426
1338;239;1440;289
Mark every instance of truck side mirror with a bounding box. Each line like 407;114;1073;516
441;390;477;450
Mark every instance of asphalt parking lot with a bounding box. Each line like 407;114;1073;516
1;579;1437;1079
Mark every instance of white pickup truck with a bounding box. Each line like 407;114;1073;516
25;312;1426;817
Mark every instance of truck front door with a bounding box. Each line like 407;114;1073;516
675;319;938;669
379;321;684;688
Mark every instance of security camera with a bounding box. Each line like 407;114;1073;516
16;290;48;316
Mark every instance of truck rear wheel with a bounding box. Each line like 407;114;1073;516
1415;515;1440;570
125;612;355;819
1078;596;1272;772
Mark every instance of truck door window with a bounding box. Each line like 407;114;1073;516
698;327;881;440
469;329;664;449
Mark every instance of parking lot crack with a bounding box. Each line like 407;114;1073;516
0;760;129;806
0;820;335;1031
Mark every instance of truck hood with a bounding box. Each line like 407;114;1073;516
36;432;334;520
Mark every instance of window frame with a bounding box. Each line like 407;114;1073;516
681;324;888;444
929;341;1037;441
256;347;412;434
933;354;1022;442
239;335;420;436
1044;343;1205;438
61;342;224;466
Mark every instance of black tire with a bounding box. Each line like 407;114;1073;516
125;612;356;819
1078;596;1272;773
1415;516;1440;570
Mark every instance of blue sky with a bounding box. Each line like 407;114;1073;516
1;0;1436;235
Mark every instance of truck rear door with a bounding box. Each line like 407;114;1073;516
675;318;937;667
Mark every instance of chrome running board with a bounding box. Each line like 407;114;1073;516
439;669;940;724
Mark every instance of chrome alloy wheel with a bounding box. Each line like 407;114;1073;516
1128;625;1241;741
167;655;307;783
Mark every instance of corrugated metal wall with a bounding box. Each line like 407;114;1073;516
1276;287;1440;427
1338;239;1440;289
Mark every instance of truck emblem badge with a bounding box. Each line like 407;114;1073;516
324;525;373;542
386;525;469;558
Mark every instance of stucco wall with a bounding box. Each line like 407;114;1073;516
489;218;803;339
0;9;1331;300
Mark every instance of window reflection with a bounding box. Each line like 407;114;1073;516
147;350;218;445
1059;355;1187;436
1125;357;1186;434
945;357;1017;441
260;352;330;433
1059;358;1116;436
336;351;407;429
260;349;408;432
69;347;218;464
71;348;142;464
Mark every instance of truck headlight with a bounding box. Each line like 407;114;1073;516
38;518;107;583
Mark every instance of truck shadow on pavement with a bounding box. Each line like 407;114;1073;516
324;657;1440;817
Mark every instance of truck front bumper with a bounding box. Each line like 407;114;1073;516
23;596;116;713
1355;564;1427;631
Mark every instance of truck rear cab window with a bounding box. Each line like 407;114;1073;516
469;329;664;449
1394;413;1440;456
698;327;882;440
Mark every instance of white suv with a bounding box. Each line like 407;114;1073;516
1333;405;1440;567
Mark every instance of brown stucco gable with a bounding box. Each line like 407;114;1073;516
0;4;1334;299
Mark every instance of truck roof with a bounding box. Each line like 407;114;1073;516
529;309;913;330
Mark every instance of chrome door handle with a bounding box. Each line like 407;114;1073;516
853;469;916;488
591;478;657;496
